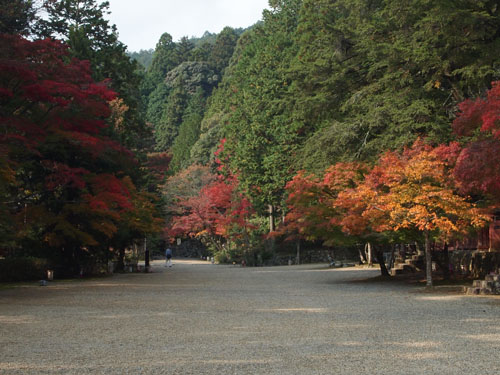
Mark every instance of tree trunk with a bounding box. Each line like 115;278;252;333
443;242;450;280
358;245;367;264
208;236;224;253
296;240;300;265
268;204;275;232
386;244;396;272
425;231;433;287
366;242;374;266
374;245;390;277
117;247;125;272
144;237;150;272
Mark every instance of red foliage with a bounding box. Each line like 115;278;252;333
43;161;89;190
452;82;500;201
88;174;132;211
0;35;118;153
340;139;486;238
214;138;230;173
454;138;500;199
453;81;500;138
278;162;368;243
145;152;172;182
167;174;253;241
0;34;138;248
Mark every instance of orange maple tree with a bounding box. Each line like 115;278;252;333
361;140;488;286
279;162;367;246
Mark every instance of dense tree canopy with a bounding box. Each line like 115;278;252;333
0;35;161;272
3;0;500;274
37;0;148;150
452;82;500;203
0;0;38;35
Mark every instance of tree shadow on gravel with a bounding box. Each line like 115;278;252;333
330;270;474;295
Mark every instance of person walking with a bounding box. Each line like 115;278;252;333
165;247;173;267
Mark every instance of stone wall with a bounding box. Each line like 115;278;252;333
274;246;359;265
171;239;208;258
449;250;500;279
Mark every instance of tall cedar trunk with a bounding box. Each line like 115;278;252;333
425;231;433;287
268;204;275;232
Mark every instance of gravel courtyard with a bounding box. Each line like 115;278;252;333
1;260;499;374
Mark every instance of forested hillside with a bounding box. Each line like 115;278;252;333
2;0;500;283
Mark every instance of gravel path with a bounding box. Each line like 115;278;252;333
0;259;499;374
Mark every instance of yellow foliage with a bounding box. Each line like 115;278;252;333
108;98;129;132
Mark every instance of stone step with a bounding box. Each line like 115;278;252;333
465;287;481;295
405;259;420;266
391;268;405;276
465;286;500;295
390;264;416;276
472;280;500;289
395;264;414;271
485;274;500;282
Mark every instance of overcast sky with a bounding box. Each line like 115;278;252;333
106;0;270;52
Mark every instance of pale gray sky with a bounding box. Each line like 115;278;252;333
107;0;270;52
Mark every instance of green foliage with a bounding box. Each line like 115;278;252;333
146;82;170;128
191;41;213;62
189;116;225;166
141;32;177;101
136;0;500;258
152;61;218;152
128;48;154;69
170;89;206;173
294;0;500;168
38;0;149;151
142;24;245;163
190;83;233;166
175;36;195;64
155;84;188;151
0;0;37;35
218;0;304;213
191;31;217;46
209;27;239;75
164;61;218;94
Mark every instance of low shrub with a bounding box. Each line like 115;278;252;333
0;257;49;282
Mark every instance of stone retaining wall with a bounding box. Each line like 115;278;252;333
449;250;500;279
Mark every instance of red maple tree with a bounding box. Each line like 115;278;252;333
452;81;500;202
167;174;253;250
0;34;149;267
